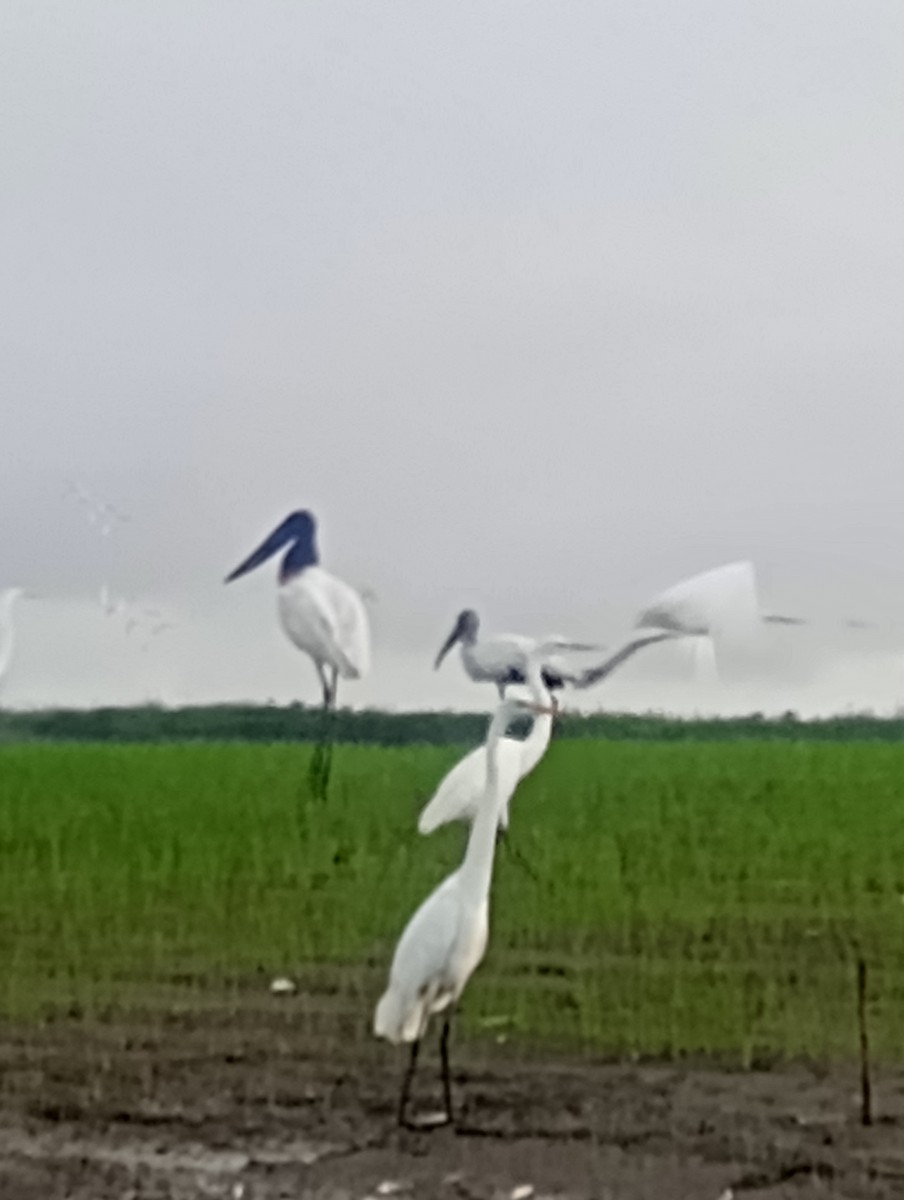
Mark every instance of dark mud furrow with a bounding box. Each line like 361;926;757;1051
0;1017;902;1198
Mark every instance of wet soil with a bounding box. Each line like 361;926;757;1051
0;1008;902;1199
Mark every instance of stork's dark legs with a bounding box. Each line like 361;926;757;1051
308;664;338;800
440;1013;454;1124
397;1039;420;1128
315;663;330;711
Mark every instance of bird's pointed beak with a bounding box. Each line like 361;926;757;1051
434;621;464;670
528;703;557;717
224;519;296;584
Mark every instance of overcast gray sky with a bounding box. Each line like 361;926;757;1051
3;1;904;713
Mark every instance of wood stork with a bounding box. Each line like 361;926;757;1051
224;510;370;711
418;658;555;836
434;609;601;697
374;693;555;1129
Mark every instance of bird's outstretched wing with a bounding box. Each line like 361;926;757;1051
572;628;680;689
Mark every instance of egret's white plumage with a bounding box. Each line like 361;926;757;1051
0;588;24;691
64;481;130;617
375;694;553;1125
435;608;601;696
418;663;553;835
226;510;370;709
374;864;482;1046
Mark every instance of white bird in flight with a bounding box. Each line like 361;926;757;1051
374;692;555;1128
419;658;555;837
64;479;131;539
434;609;603;697
634;560;805;682
225;509;370;711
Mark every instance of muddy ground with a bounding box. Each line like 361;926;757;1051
0;1007;902;1200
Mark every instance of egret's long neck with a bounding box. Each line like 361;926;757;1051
519;709;552;777
519;667;553;777
458;707;511;902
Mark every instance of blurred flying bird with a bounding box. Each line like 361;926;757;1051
570;626;686;689
633;560;805;683
636;560;803;642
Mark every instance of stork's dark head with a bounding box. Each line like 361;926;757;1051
434;608;480;670
224;510;319;585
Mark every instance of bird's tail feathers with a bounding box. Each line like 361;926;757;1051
374;985;426;1044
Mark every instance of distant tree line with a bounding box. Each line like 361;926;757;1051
1;703;904;745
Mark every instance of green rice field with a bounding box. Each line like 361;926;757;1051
1;738;903;1065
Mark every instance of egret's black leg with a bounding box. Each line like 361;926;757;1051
398;1039;420;1128
308;742;326;800
328;666;339;711
498;828;544;888
439;1013;454;1124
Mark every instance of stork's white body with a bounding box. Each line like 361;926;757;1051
278;566;370;682
457;631;596;691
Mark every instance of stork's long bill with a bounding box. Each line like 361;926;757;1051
434;610;477;669
225;510;320;585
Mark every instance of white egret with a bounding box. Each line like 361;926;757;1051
374;693;554;1128
0;588;26;696
225;510;370;710
434;609;601;697
419;659;554;836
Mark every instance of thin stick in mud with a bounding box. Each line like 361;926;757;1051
857;957;872;1127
